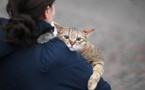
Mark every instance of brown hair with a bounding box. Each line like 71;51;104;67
3;0;55;47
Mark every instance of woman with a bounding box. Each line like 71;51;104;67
0;0;111;90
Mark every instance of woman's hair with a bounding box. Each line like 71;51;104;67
3;0;55;47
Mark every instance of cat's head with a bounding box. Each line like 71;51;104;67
54;23;94;51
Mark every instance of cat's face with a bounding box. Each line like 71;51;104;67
54;24;94;51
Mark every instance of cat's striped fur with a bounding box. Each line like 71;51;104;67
37;23;104;90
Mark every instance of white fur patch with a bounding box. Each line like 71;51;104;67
37;21;58;44
51;21;58;37
37;33;54;44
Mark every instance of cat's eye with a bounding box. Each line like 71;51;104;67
76;37;81;41
64;35;69;39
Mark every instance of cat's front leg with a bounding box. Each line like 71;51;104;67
88;72;100;90
37;33;54;44
88;62;104;90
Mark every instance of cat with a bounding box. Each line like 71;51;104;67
37;23;104;90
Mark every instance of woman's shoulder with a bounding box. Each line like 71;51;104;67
0;18;16;58
41;37;82;57
0;18;8;37
43;37;84;62
0;18;8;25
39;37;68;54
37;37;88;70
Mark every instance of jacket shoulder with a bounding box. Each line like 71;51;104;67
39;37;87;70
0;18;8;25
0;18;8;37
0;18;15;58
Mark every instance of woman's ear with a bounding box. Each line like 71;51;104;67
43;6;50;19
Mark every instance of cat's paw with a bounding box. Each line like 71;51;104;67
88;74;99;90
37;33;54;44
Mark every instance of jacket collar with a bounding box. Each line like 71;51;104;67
34;19;54;34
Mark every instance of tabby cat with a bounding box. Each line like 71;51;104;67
37;23;104;90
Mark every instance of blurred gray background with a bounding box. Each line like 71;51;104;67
1;0;145;90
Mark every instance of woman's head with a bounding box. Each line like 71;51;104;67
3;0;55;47
7;0;55;23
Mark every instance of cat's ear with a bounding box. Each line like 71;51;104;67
83;29;95;35
54;23;64;30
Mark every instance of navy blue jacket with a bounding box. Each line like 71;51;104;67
0;18;111;90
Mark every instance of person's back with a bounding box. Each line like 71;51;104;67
0;0;111;90
0;33;92;90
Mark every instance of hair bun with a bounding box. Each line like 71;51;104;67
9;14;35;31
3;14;38;47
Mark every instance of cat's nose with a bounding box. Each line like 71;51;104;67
70;41;75;46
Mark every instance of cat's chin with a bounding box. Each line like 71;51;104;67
69;48;77;51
